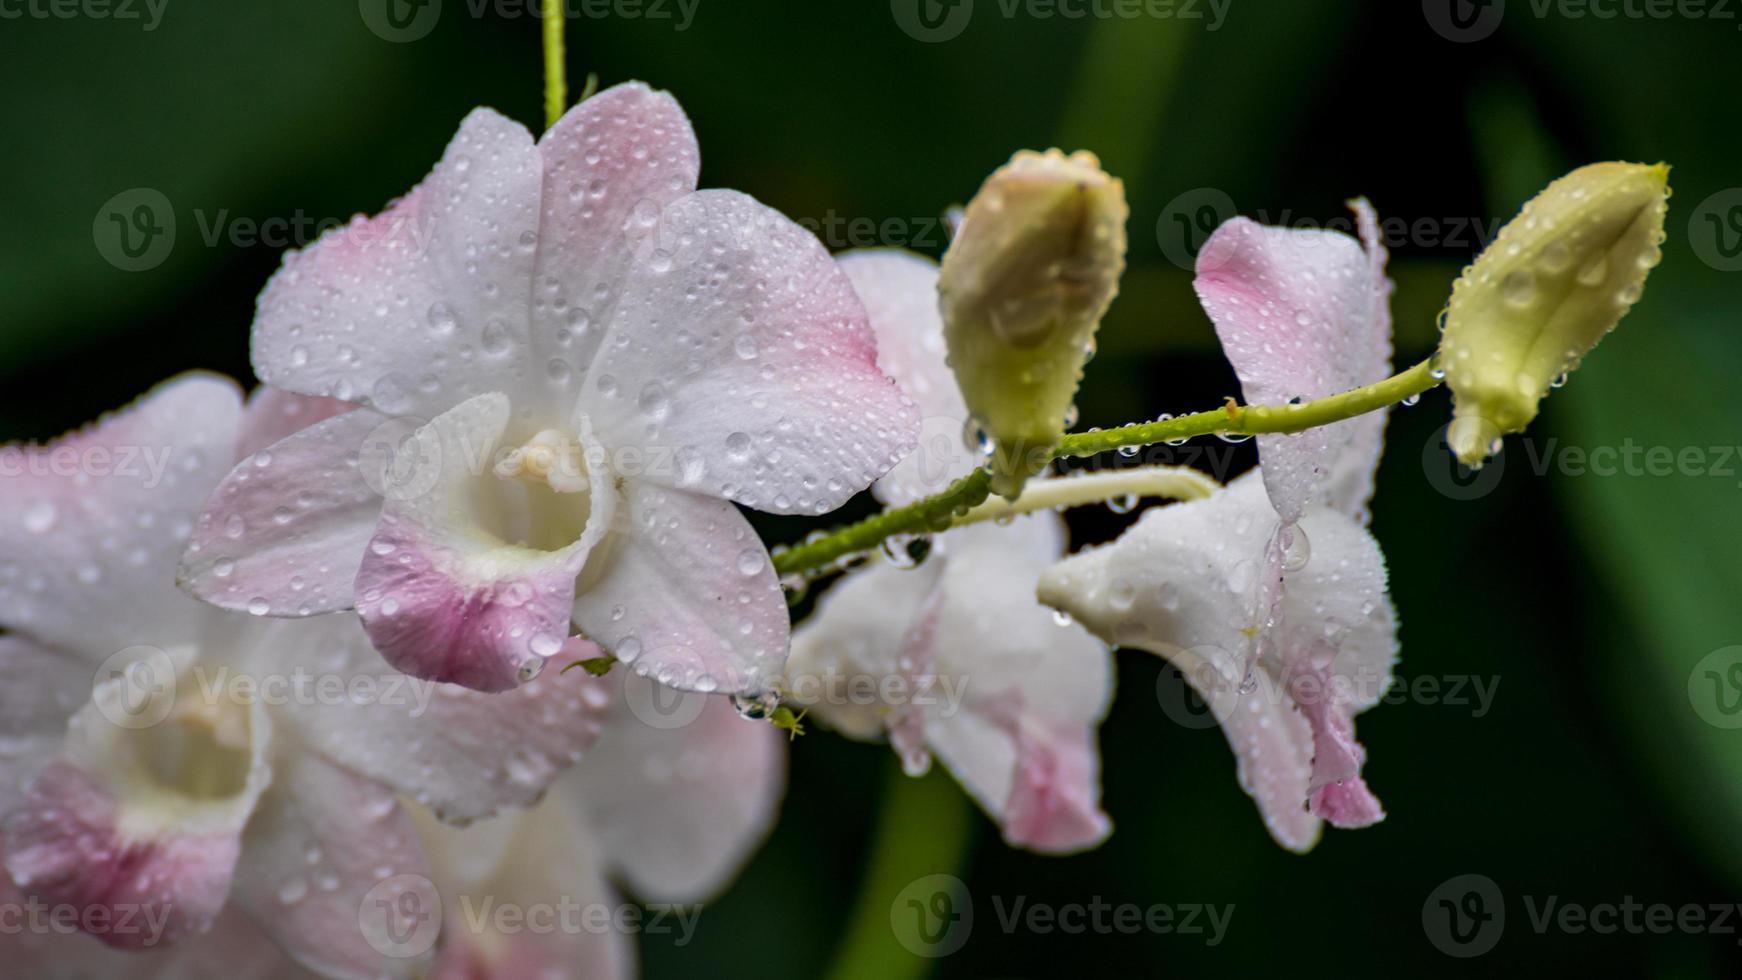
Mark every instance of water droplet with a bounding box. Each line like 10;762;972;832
731;690;779;721
21;501;55;534
881;534;932;569
427;302;458;336
736;548;765;577
637;381;671;421
277;877;308;905
962;417;994;458
1282;526;1311;572
725;431;753;462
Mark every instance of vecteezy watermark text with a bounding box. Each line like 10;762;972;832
0;0;167;30
888;874;1233;957
0;898;172;946
359;0;698;42
892;0;1230;43
1423;873;1742;957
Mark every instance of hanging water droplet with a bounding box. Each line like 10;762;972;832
1282;526;1311;572
881;534;932;569
1052;609;1073;627
427;302;458;336
1107;493;1138;514
731;690;779;721
962;417;995;458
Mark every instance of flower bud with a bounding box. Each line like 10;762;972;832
939;149;1128;498
1439;162;1670;464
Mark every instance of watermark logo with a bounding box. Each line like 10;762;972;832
1423;0;1506;42
891;874;974;957
1689;646;1742;728
92;646;178;730
0;0;167;30
93;188;175;272
1154;655;1223;731
359;415;443;502
1689;188;1742;272
360;0;442;41
1422;420;1506;500
1423;873;1506;957
621;669;711;730
360;874;443;959
1156;187;1237;271
891;0;975;41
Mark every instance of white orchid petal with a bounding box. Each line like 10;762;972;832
0;374;240;660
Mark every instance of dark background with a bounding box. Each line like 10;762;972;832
4;0;1742;975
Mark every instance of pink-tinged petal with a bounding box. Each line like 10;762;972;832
0;637;88;815
1039;473;1398;851
580;189;919;515
792;515;1112;854
1292;667;1385;828
234;749;434;979
1001;719;1111;853
0;374;241;660
922;519;1112;854
1282;499;1397;824
273;616;614;825
1320;198;1396;517
181;407;391;618
1038;485;1323;851
529;82;700;412
4;761;239;949
354;394;615;692
837;250;978;506
3;670;273;949
252;109;544;419
1193;201;1393;523
573;479;788;695
421;801;635;980
236;386;354;459
566;684;785;902
885;589;946;776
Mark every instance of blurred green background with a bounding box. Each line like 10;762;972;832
4;0;1741;975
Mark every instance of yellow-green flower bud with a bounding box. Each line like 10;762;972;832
939;149;1128;498
1439;162;1671;465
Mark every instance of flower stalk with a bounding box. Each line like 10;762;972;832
772;356;1443;577
543;0;566;130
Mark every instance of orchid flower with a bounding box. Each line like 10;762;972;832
421;677;784;978
1038;203;1400;852
787;250;1114;853
178;82;919;694
0;376;613;976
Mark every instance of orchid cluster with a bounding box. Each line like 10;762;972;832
0;66;1669;978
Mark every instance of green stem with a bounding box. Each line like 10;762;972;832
955;465;1218;527
1056;356;1442;457
542;0;566;131
774;469;993;578
823;762;975;980
773;357;1441;577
